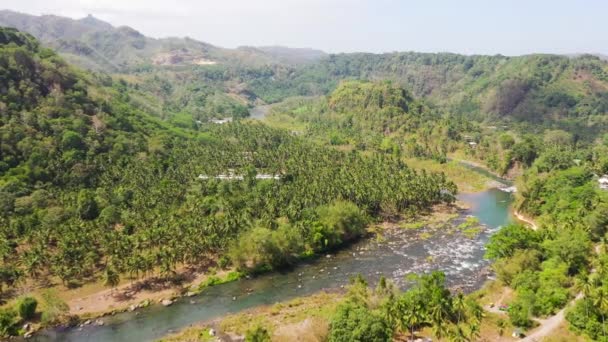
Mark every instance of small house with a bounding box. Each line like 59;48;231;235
599;175;608;190
210;117;233;124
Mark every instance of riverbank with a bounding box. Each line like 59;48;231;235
159;291;343;342
29;185;513;341
64;267;238;318
3;264;240;338
404;158;500;193
513;210;539;230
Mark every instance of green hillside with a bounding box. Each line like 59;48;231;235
0;10;325;72
4;11;608;140
255;53;608;133
0;29;456;336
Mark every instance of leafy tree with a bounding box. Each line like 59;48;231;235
543;228;591;274
508;295;534;328
76;189;99;220
61;130;85;150
485;224;540;259
499;133;515;149
103;264;120;291
329;301;393;342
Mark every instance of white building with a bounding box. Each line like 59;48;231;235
198;172;280;181
599;175;608;190
210;117;233;124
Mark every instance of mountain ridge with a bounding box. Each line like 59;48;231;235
0;10;328;70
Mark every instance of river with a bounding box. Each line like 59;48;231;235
32;183;513;342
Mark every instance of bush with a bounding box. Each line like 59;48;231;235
313;201;367;251
508;297;534;328
566;298;603;340
0;308;17;337
499;133;515;149
328;302;392;342
230;222;303;272
245;326;271;342
40;290;68;325
17;297;37;321
485;224;540;259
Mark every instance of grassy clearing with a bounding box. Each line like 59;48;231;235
395;204;461;231
160;292;343;342
220;292;342;334
196;271;243;292
404;158;494;193
159;325;216;342
261;112;308;132
456;217;484;238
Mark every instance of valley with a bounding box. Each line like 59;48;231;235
0;8;607;342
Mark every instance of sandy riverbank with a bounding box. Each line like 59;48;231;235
65;266;236;318
513;210;539;230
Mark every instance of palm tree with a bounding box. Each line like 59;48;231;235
593;287;608;340
449;324;469;342
104;264;120;294
432;321;449;341
468;322;481;341
453;292;466;324
575;274;597;319
399;294;426;341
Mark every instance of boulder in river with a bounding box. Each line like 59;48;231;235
209;328;216;336
161;299;173;306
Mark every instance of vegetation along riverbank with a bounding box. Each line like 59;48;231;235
1;8;608;341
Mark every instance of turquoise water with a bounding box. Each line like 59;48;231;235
33;188;513;342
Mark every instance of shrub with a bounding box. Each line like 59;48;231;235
485;224;540;259
0;308;17;337
328;302;392;342
17;297;37;321
245;325;271;342
40;290;68;325
508;295;534;328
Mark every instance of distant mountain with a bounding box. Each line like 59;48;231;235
3;10;607;134
0;10;325;71
567;53;608;61
246;46;327;64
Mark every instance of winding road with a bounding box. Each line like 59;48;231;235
520;293;583;342
493;214;590;341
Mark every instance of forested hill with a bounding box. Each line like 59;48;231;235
0;10;326;71
3;11;608;138
0;26;181;191
0;28;456;308
262;52;608;131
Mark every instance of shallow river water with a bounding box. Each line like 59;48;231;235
34;185;513;341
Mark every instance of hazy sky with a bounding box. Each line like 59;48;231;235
3;0;608;55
